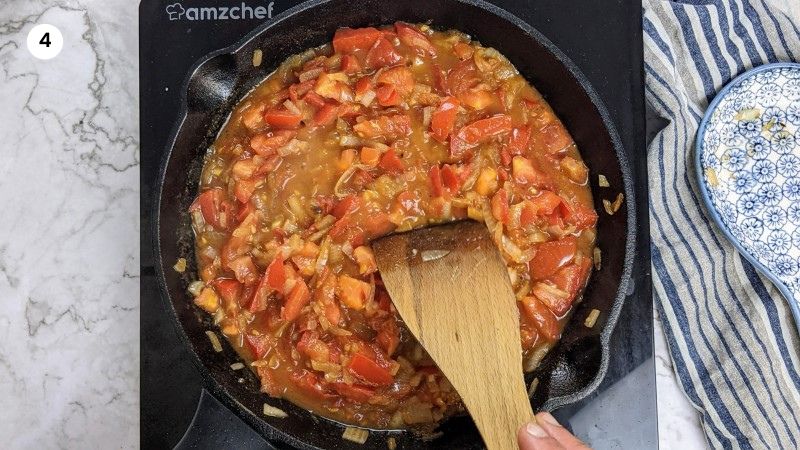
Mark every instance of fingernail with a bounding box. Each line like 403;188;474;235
525;422;548;438
539;412;559;426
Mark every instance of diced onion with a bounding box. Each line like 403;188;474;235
252;49;263;67
206;331;223;353
387;436;397;450
523;343;552;372
263;402;288;418
527;377;540;397
421;249;450;262
298;67;323;82
230;362;245;370
584;309;601;328
359;89;376;107
339;135;363;147
173;258;187;273
283;99;301;116
598;174;610;188
343;427;369;444
422;106;433;128
188;280;205;296
593;247;602;270
334;164;371;198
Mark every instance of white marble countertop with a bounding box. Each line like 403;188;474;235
0;1;708;448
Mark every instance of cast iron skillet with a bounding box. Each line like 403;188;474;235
154;0;636;448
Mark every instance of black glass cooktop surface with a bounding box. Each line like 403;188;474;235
140;1;654;448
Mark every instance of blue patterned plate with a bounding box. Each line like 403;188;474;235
696;62;800;334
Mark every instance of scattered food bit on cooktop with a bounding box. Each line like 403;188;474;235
188;22;598;428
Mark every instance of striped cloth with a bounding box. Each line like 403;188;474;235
643;1;800;448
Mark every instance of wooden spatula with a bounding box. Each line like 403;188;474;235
372;220;535;450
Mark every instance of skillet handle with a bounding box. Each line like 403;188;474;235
174;389;275;450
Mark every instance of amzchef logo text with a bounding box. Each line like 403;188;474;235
166;2;275;21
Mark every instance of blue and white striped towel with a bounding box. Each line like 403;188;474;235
644;1;800;448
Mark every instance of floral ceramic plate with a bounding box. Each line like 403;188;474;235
696;62;800;333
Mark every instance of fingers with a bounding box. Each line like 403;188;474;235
517;421;567;450
517;413;592;450
535;412;592;450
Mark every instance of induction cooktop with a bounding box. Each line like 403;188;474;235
139;1;654;448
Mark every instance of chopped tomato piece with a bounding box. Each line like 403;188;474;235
228;255;259;285
520;296;559;341
282;278;311;321
365;37;403;69
364;212;396;237
353;114;411;141
314;272;342;326
441;164;460;191
297;331;331;362
360;146;381;166
266;254;286;290
264;109;302;129
451;114;512;158
213;279;242;309
550;256;592;299
190;189;229;230
334;383;376;402
531;282;572;316
452;42;474;60
376;318;400;356
395;22;436;56
249;130;297;156
376;66;415;96
446;60;480;94
512;156;549;186
376;84;400;106
332;194;361;219
234;179;258;204
245;333;271;359
353;245;377;275
290;370;335;399
539;123;573;154
303;90;327;108
347;352;393;386
520;191;564;226
561;156;588;184
564;201;598;230
379;149;405;174
332;27;382;53
313;103;339;126
430;96;459;142
354;77;372;96
507;126;531;155
530;236;577;280
458;88;495;110
491;189;510;224
338;275;371;310
340;54;362;74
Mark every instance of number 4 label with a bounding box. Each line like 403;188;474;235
27;24;63;60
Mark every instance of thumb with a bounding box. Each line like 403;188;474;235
517;421;567;450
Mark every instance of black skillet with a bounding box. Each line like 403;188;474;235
154;0;636;448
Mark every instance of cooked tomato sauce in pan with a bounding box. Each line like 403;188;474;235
188;22;597;428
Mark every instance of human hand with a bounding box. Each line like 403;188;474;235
517;412;591;450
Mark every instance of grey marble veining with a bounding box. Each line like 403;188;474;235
0;1;708;449
0;0;138;448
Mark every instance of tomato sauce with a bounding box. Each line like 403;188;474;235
189;22;597;428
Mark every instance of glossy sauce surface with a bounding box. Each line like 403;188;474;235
189;22;597;428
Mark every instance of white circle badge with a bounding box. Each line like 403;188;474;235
27;24;63;60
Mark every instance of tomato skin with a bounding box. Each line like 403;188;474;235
379;149;405;174
347;352;394;386
451;114;512;158
530;236;577;280
376;66;415;96
365;37;403;69
395;22;436;56
282;278;311;321
491;189;510;224
446;60;480;95
264;109;302;129
430;96;460;142
520;296;560;341
332;27;382;53
539;123;573;154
